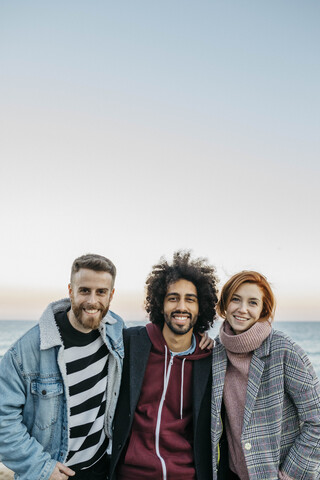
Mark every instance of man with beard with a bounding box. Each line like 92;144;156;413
109;251;220;480
0;254;124;480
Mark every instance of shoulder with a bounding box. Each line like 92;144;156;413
270;328;295;344
267;329;318;384
123;325;148;340
269;329;307;357
104;310;125;346
1;324;41;373
121;326;150;366
123;326;150;352
107;309;125;327
10;324;40;354
212;334;227;356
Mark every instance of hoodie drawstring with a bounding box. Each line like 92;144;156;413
155;345;174;480
180;358;186;419
164;347;186;420
164;345;168;385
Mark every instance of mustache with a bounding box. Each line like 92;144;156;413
82;302;102;310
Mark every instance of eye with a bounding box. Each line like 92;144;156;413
167;296;178;302
231;297;239;303
250;301;258;306
79;288;89;294
97;289;107;295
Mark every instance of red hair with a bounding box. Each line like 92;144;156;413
217;271;276;322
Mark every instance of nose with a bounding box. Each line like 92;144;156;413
176;298;187;311
238;302;248;313
88;291;98;304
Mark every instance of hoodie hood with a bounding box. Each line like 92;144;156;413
146;322;212;360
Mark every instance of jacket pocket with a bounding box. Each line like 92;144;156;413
31;378;63;429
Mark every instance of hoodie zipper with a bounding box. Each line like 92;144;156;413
155;348;174;480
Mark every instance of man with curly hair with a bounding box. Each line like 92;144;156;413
109;251;219;480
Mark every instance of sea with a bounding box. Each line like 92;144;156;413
0;319;319;379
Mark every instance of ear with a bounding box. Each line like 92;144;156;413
68;283;73;298
110;288;115;303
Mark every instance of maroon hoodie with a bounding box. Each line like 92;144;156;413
117;323;212;480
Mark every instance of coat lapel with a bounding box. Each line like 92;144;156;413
242;334;271;431
211;343;228;414
242;355;265;430
129;330;151;414
193;355;211;422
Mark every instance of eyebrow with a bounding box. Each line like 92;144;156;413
232;294;261;301
79;286;109;291
166;292;198;298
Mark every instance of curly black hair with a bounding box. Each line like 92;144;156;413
145;250;219;333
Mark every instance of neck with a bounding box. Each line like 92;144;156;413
162;324;193;352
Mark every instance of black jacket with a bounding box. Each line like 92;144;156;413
108;326;213;480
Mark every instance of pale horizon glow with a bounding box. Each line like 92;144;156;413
0;286;318;323
0;1;319;321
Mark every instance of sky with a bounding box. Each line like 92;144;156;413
0;1;319;321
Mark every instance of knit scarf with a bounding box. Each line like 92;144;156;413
220;318;272;354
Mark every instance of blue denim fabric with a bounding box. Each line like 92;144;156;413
0;299;124;480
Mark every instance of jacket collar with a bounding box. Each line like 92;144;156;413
39;298;118;350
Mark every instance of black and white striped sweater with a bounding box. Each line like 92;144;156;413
55;311;109;471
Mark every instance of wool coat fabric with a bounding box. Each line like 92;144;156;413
211;328;320;480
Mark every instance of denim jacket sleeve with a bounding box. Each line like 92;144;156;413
0;348;57;480
281;340;320;479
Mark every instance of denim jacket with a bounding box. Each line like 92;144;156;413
0;299;124;480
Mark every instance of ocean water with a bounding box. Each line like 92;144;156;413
0;319;319;379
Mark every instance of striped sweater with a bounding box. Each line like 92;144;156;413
56;311;109;471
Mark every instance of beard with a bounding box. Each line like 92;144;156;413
70;298;110;331
163;310;198;336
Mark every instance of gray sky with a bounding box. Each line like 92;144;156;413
1;1;319;320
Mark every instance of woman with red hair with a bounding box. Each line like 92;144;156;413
211;271;320;480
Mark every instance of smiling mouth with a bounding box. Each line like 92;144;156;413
84;308;100;315
171;313;190;324
234;315;249;321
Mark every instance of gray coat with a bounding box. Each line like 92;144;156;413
211;329;320;479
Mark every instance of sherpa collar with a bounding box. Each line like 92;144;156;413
39;297;117;350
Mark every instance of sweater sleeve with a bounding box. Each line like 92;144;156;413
280;340;320;479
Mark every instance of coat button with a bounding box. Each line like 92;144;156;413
244;442;252;450
42;390;47;395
